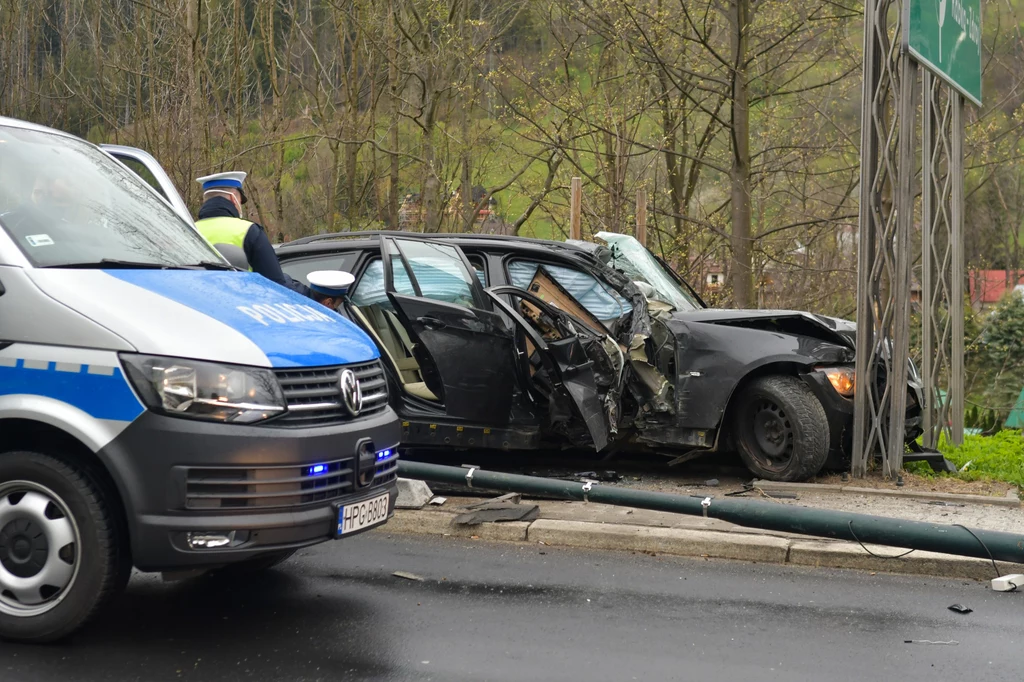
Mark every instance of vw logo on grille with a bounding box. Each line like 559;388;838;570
339;369;363;417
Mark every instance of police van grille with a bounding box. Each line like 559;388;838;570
185;458;354;510
272;361;388;427
373;455;399;486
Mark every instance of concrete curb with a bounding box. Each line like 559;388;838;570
385;509;530;542
383;509;1024;581
528;519;791;564
751;480;1021;508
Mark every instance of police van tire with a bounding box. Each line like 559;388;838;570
0;451;125;644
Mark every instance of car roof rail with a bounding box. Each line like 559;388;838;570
282;230;589;252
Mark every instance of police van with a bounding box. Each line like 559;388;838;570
0;117;400;643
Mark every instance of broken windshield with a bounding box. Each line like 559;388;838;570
596;232;701;312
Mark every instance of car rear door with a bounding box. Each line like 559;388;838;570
381;236;520;426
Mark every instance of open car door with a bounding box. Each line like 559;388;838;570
380;236;520;426
485;285;617;451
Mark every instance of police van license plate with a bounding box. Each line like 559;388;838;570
337;493;390;536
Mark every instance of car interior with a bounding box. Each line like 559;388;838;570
347;303;439;402
345;258;439;402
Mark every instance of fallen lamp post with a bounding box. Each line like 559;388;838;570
397;461;1024;566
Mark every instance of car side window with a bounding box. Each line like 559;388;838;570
507;259;633;321
350;257;415;308
390;239;479;308
467;256;487;287
280;253;357;286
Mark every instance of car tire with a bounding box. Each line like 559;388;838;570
216;549;297;574
0;451;128;644
733;376;829;482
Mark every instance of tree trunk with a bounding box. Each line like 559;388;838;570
387;0;400;229
460;0;472;232
729;0;753;308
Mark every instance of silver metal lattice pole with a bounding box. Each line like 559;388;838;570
888;52;917;477
853;0;916;477
921;68;937;445
920;74;964;449
950;94;965;445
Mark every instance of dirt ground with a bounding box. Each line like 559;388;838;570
813;471;1015;497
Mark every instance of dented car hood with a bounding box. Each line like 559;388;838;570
669;309;857;349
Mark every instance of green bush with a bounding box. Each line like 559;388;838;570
906;431;1024;489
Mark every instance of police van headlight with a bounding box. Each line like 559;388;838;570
121;354;286;424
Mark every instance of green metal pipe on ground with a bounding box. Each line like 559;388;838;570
398;461;1024;566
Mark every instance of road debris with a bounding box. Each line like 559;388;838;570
395;478;434;509
948;604;973;614
454;503;539;526
572;471;623;483
393;571;425;582
460;493;522;509
904;640;959;645
429;496;448;505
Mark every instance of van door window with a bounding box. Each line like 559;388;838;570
110;155;168;200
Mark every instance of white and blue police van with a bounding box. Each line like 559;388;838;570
0;117;400;643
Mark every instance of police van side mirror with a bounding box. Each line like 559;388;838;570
214;243;250;271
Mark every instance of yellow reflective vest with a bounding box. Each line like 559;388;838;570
195;216;253;271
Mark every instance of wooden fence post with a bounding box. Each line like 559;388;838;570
636;188;647;246
569;176;582;241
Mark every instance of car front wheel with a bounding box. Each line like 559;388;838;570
733;376;829;482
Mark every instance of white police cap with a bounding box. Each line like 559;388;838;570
197;171;248;203
307;270;355;297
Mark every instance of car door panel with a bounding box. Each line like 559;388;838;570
486;286;613;451
388;292;516;422
382;236;519;426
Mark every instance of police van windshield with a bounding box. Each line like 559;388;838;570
0;124;220;268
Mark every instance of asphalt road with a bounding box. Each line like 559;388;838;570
1;532;1020;682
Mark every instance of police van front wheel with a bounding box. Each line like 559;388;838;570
0;451;126;644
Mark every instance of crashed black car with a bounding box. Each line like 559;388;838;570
274;231;923;482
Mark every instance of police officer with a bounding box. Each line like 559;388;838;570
307;270;355;311
194;171;310;296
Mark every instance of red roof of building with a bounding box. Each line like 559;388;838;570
970;270;1024;304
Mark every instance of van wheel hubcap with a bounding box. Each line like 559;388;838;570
0;483;81;617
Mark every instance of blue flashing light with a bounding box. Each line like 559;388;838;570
376;449;394;461
308;463;328;476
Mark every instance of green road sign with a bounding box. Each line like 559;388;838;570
906;0;982;105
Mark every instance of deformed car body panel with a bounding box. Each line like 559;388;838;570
651;314;854;436
670;308;857;351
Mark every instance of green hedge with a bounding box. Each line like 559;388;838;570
906;430;1024;488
